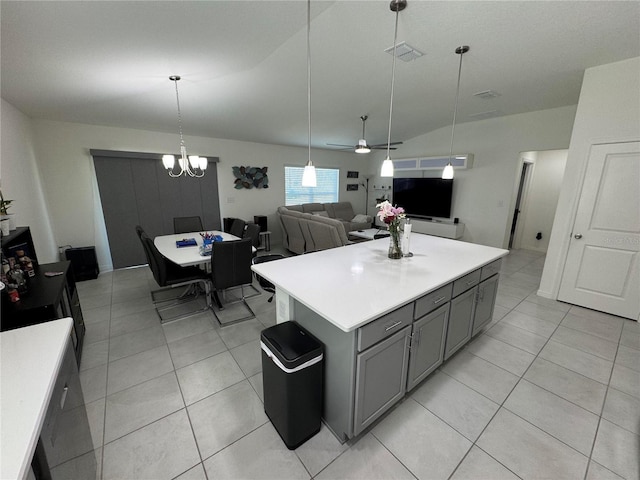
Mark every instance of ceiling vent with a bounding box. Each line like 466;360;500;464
384;41;424;62
473;90;501;99
469;110;500;120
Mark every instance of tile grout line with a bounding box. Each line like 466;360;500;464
582;322;626;480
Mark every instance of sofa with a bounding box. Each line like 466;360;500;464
278;202;372;254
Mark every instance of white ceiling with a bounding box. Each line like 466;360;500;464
2;1;639;152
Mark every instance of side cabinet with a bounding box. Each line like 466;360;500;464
445;287;476;360
353;326;411;436
472;274;500;336
33;337;96;477
406;303;449;391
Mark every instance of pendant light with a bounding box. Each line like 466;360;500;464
442;46;469;180
162;75;207;178
380;0;407;178
301;0;317;187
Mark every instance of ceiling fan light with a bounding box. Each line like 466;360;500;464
355;140;371;154
381;157;394;177
302;162;317;187
162;154;175;170
442;163;454;179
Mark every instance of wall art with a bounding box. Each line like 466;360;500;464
232;166;269;189
346;183;359;191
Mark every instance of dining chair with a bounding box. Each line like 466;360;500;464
251;254;285;302
243;223;261;250
174;216;203;234
229;218;247;238
140;232;211;323
210;238;256;326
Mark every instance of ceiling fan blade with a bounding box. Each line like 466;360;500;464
327;143;355;148
371;146;398;150
369;141;403;148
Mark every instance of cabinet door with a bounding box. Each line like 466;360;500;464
444;287;476;360
407;303;449;391
472;274;499;337
354;326;411;436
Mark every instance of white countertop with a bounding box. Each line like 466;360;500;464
252;234;508;332
0;318;73;480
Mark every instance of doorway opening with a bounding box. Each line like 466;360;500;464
506;149;568;252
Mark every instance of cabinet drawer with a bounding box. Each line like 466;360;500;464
358;303;413;352
481;259;502;281
414;283;452;319
452;269;481;298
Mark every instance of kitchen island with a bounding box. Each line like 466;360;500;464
252;233;508;441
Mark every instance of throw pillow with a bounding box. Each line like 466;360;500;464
352;214;372;223
312;211;329;217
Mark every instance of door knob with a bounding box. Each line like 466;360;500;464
574;234;583;239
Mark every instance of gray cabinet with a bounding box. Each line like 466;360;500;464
354;326;411;436
445;287;477;359
407;303;449;391
472;274;500;336
33;338;96;478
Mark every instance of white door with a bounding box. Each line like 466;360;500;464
558;142;640;320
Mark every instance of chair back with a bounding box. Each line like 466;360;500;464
135;225;145;239
211;238;253;290
141;232;168;287
229;218;247;238
136;226;152;266
251;254;285;291
174;216;203;234
243;223;261;248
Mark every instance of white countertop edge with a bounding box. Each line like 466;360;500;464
0;318;73;480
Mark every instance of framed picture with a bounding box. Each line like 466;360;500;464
347;171;359;178
346;184;359;191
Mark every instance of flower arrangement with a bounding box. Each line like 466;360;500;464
376;200;406;259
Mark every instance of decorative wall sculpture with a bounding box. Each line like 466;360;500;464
232;166;269;189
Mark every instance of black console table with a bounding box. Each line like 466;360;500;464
1;261;86;366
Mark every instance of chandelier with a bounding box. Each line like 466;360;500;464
162;75;207;178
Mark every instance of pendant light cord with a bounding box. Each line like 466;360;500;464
448;48;465;162
386;7;400;159
307;0;312;166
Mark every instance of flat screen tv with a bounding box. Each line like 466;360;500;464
392;178;453;219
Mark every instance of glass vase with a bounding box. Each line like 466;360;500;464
388;225;403;259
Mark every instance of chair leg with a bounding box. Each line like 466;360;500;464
155;280;212;324
211;285;256;327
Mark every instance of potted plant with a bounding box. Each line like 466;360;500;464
0;189;14;235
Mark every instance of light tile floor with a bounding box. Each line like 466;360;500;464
55;249;639;480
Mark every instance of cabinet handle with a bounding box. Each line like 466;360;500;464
466;280;475;286
60;385;69;410
433;296;447;305
385;321;403;332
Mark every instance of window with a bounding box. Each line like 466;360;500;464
285;166;340;205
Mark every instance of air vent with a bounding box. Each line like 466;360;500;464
384;41;424;62
468;110;500;120
473;90;501;99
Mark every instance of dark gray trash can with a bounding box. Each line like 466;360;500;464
260;321;324;449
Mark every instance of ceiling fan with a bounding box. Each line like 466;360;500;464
327;115;403;153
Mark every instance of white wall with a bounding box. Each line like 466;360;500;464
27;119;369;271
371;105;577;248
517;149;568;252
0;100;58;262
539;57;640;298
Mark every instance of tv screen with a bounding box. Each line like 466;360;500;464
392;178;453;219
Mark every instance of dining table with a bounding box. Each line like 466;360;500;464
154;230;256;309
154;230;251;267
